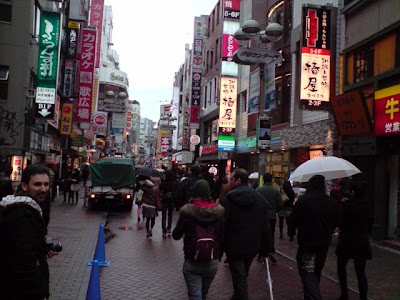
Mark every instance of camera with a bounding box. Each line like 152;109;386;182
45;237;62;252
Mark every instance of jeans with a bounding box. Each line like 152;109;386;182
228;256;254;300
183;259;218;300
297;246;329;300
337;255;368;299
161;202;174;232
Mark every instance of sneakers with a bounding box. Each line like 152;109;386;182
146;229;152;238
269;254;277;264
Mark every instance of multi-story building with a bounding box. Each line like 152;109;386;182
331;0;400;240
138;117;155;165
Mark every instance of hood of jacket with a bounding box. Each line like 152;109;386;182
179;201;224;224
225;185;258;208
0;195;42;216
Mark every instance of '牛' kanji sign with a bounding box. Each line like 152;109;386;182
374;84;400;136
76;28;96;122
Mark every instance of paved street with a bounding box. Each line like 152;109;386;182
46;187;400;299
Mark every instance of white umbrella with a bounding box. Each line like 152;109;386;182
249;172;259;179
289;156;361;183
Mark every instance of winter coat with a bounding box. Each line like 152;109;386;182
290;175;339;249
257;183;283;220
0;195;50;300
139;180;157;207
335;198;372;260
222;185;272;260
172;199;225;260
159;180;176;205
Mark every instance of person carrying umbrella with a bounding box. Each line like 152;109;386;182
290;175;339;300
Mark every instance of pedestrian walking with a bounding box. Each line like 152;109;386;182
81;164;89;187
69;168;80;205
0;164;58;300
172;180;224;300
0;164;14;200
61;172;71;203
278;180;295;241
221;169;272;300
174;165;201;211
336;182;371;300
290;175;339;300
137;176;158;238
159;170;177;238
256;172;283;263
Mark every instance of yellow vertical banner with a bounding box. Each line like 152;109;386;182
60;102;73;136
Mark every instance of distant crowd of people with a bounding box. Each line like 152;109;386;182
0;161;371;300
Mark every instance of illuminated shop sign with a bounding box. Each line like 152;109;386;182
374;84;400;136
219;77;237;133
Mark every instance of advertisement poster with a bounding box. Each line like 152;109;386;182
264;63;277;111
219;77;237;133
92;111;108;135
258;116;271;148
248;70;260;115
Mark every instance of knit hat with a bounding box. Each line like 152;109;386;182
192;180;211;200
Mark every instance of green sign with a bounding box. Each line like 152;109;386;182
36;11;60;104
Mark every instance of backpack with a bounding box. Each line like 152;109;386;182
174;178;195;211
191;223;216;262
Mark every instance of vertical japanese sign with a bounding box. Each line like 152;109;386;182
258;116;271;148
160;130;170;155
219;77;237;133
374;84;400;136
35;11;61;119
248;70;260;115
190;16;206;129
89;0;104;68
222;34;239;61
76;28;96;122
63;59;76;97
60;101;73;136
182;107;190;150
66;21;79;58
300;7;331;110
223;0;240;20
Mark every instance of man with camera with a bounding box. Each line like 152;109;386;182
0;164;60;300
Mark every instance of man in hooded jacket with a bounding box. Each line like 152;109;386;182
0;164;58;300
290;174;339;300
221;169;272;300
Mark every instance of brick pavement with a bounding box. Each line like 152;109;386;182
46;188;400;299
100;207;356;300
47;185;106;300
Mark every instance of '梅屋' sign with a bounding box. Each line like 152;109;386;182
300;6;332;110
374;84;400;136
219;77;237;133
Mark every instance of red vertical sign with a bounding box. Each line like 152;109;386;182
76;28;96;122
89;0;104;68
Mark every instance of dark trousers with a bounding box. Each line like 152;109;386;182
161;203;174;232
269;218;276;253
145;217;155;232
296;246;329;300
228;256;254;300
337;255;368;299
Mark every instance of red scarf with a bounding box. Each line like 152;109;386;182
192;198;217;208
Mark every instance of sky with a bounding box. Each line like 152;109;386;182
104;0;218;122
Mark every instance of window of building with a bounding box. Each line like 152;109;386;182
211;11;215;33
215;38;219;64
0;0;12;23
0;65;10;101
267;1;284;25
32;1;41;39
239;90;247;113
216;1;220;26
354;45;374;82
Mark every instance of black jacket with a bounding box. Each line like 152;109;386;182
335;198;371;260
222;185;272;260
172;200;224;260
0;195;49;300
0;172;14;200
290;176;339;249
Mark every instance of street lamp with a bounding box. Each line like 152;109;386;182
233;20;283;185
